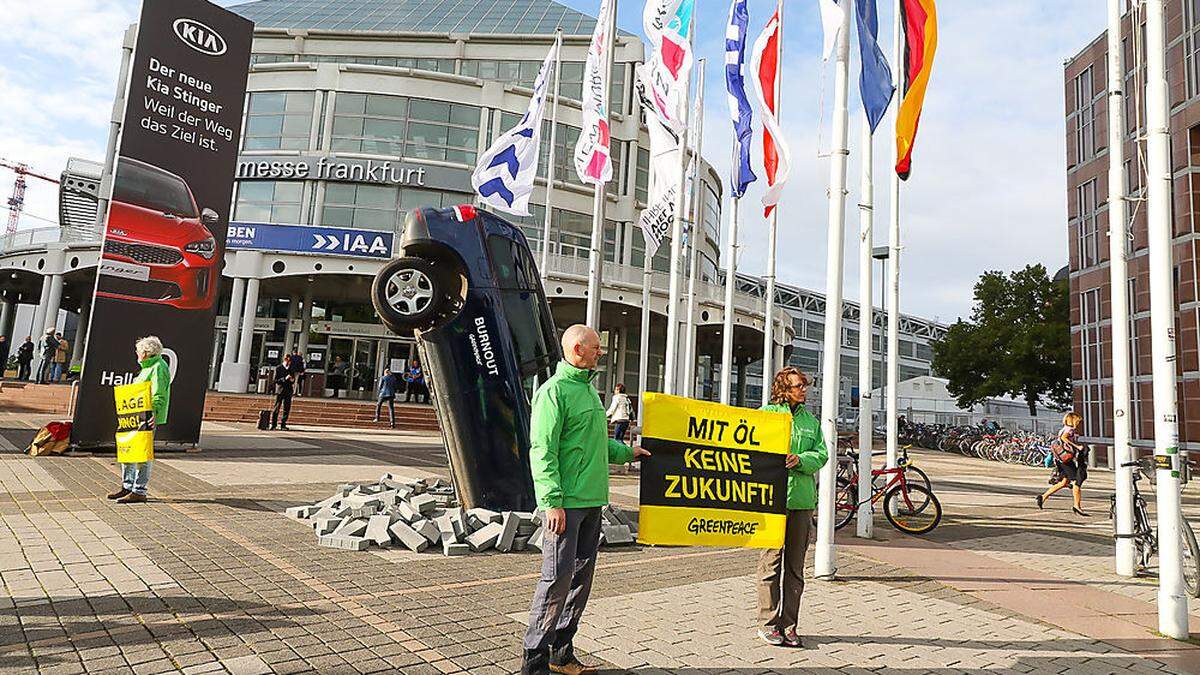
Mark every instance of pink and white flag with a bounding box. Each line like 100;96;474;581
573;0;615;185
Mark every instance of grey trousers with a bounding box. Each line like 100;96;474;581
523;507;603;654
756;509;814;633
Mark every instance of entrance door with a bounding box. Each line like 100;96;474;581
327;337;353;396
350;338;377;399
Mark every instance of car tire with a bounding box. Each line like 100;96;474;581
372;256;447;334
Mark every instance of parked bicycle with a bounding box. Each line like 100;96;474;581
832;446;942;534
1110;457;1200;597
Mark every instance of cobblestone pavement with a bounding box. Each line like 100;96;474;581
2;411;1200;673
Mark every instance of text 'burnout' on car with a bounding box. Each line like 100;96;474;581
97;158;219;311
371;205;560;512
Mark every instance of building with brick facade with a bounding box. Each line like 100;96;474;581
1065;3;1200;465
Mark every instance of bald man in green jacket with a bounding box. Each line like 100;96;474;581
521;324;649;675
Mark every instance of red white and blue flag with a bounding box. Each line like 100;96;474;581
750;8;790;217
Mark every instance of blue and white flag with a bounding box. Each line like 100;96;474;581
725;0;756;198
472;40;559;215
855;0;894;133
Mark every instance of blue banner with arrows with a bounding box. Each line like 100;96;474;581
226;221;394;259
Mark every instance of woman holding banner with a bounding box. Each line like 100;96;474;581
756;367;828;647
108;336;170;504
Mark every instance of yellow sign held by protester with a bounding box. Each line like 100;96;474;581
637;393;792;549
114;381;154;464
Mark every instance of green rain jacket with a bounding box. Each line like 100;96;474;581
760;403;828;510
133;354;171;426
529;361;635;509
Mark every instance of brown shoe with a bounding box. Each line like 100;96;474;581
549;662;597;675
107;488;130;500
116;492;147;504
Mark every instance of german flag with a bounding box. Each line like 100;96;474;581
895;0;938;180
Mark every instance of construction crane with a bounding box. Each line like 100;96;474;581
0;158;59;236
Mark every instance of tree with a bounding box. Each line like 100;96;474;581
931;264;1071;417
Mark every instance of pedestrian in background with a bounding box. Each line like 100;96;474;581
756;367;828;648
521;324;649;675
329;355;348;398
0;335;9;377
404;359;427;404
108;336;170;504
289;349;307;397
1037;411;1089;516
271;354;294;431
51;333;69;383
36;328;56;384
374;368;399;427
16;337;33;381
605;383;632;443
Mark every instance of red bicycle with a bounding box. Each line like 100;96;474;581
833;448;942;534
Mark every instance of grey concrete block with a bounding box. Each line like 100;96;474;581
603;504;633;527
466;522;503;552
410;494;437;515
601;524;634;545
448;511;467;539
332;505;352;519
396;501;420;523
388;521;430;552
414;519;440;545
285;505;317;520
467;508;502;525
512;536;529;551
366;515;392;547
434;515;460;544
496;512;520;553
318;536;369;551
442;541;470;556
314;494;342;508
349;504;379;518
312;517;342;536
528;527;544;552
332;518;368;538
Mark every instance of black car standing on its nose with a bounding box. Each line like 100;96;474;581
371;205;560;512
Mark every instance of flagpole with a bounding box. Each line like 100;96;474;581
885;0;902;471
759;0;783;406
585;0;618;331
540;29;564;283
720;184;739;405
683;60;707;399
1106;0;1135;579
856;114;875;540
1144;0;1189;640
814;0;852;581
663;21;697;396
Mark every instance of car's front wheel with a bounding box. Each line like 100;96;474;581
372;256;445;334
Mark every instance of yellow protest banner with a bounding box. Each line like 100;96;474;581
637;393;792;549
114;381;154;464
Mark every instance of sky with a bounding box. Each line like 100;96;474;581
0;0;1106;324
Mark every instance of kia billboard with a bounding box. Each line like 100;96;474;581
72;0;252;449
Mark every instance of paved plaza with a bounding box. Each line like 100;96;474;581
2;412;1200;674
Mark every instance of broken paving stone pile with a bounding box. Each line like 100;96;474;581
284;475;637;556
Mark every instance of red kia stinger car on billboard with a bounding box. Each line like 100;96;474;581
97;158;219;311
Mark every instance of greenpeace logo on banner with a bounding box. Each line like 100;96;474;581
173;18;227;56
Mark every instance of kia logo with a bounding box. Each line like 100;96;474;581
172;18;227;56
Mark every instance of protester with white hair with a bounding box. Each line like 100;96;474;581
108;336;170;504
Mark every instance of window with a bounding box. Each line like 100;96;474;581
243;91;314;150
914;343;934;362
1080;287;1106;437
114;160;196;218
1072;66;1096;163
487;235;557;382
250;54;293;65
702;183;721;245
320;185;460;231
465;60;628;114
322;183;399;230
806;321;825;340
635;147;649;204
331;93;480;164
301;55;455;73
234;181;303;223
1186;0;1200;98
1076;179;1099;267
